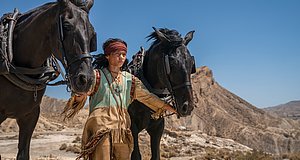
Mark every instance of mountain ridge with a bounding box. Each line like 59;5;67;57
264;100;300;120
165;66;300;154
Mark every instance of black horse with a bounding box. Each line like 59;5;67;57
128;28;196;160
0;0;96;159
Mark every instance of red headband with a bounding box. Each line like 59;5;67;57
104;41;127;55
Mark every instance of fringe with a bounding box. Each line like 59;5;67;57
151;107;165;120
61;94;87;121
76;130;110;160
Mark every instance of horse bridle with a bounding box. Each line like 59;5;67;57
164;54;194;89
58;15;94;90
161;49;195;116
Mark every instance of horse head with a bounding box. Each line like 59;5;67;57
56;0;96;94
146;28;196;117
12;0;96;94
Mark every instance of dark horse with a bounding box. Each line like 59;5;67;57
128;28;196;160
0;0;96;159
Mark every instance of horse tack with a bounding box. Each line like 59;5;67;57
129;47;193;113
191;56;196;74
0;2;97;95
0;9;61;101
58;15;94;68
128;47;170;95
128;47;179;118
127;47;145;76
0;1;96;159
128;28;195;160
0;9;19;74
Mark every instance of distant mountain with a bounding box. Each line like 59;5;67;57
165;66;300;154
264;101;300;120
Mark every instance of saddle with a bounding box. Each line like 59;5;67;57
127;47;170;95
127;47;145;76
0;9;61;93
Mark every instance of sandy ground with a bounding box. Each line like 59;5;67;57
0;129;81;160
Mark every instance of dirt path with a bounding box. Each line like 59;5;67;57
0;129;81;160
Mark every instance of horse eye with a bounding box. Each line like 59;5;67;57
169;58;178;66
63;22;73;31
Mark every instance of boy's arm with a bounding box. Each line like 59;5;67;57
133;76;177;116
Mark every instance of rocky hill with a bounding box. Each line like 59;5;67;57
0;96;88;133
2;66;300;158
165;66;300;155
264;101;300;120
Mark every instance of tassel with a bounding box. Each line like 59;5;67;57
151;107;165;120
61;94;87;121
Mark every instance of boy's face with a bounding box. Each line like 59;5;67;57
106;50;127;68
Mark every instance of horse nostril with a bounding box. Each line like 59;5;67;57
182;103;188;113
78;74;87;85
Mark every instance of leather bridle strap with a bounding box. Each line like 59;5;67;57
58;15;92;93
164;54;192;92
67;53;93;67
58;15;68;67
162;54;193;116
58;15;92;69
172;81;192;90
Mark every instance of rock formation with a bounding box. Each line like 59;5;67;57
165;66;300;154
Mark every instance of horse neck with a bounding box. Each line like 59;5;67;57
144;48;166;89
13;3;60;68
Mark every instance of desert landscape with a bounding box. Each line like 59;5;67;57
1;67;300;159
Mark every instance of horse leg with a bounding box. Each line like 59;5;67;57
147;119;165;160
130;122;142;160
16;106;40;160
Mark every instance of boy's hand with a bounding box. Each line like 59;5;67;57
151;104;177;120
163;104;177;114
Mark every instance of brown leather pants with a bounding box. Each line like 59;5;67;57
89;136;132;160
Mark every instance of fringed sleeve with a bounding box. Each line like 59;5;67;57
62;69;101;120
132;76;168;119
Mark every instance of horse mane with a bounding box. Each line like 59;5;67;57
146;28;183;48
16;2;56;27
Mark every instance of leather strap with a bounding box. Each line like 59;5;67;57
89;69;100;96
130;75;135;101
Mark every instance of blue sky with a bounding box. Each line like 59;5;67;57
1;0;299;108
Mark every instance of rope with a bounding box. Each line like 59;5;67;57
76;130;110;160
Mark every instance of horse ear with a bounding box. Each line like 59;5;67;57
57;0;69;7
184;30;195;45
86;0;94;11
67;0;93;12
152;27;170;43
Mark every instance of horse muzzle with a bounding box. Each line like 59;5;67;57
177;101;194;117
69;72;94;94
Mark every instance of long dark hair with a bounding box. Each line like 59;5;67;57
92;38;128;70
